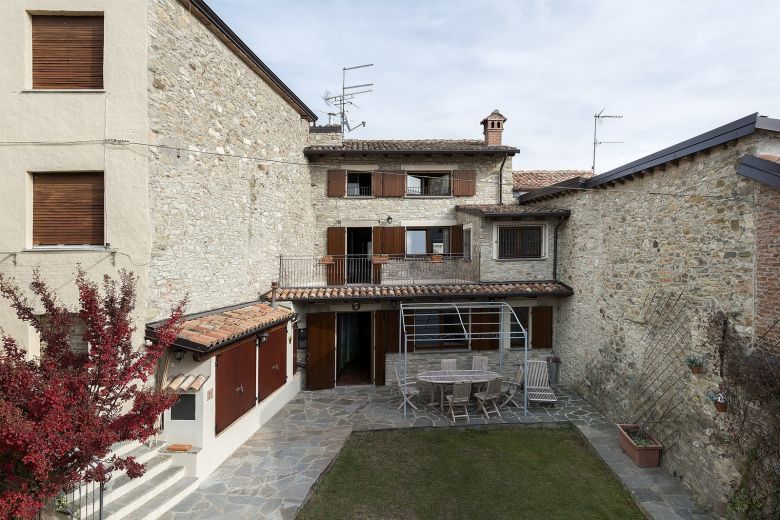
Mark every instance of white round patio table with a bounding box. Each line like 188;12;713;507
416;369;501;410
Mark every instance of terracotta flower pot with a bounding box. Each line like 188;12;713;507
617;424;663;467
690;365;702;374
715;401;727;413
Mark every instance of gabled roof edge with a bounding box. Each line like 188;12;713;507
737;155;780;189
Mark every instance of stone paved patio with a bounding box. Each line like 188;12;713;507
161;385;712;520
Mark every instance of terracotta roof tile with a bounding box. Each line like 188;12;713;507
305;139;519;155
512;170;592;192
455;204;570;217
267;282;573;302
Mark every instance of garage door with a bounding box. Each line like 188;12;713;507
215;337;256;435
259;325;287;400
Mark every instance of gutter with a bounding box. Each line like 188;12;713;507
498;153;509;204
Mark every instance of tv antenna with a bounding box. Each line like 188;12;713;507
592;108;623;173
324;63;374;133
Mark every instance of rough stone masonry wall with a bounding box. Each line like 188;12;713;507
755;182;780;349
530;131;780;514
145;0;316;319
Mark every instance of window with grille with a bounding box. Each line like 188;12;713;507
497;225;543;259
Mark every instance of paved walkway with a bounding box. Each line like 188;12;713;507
162;385;711;520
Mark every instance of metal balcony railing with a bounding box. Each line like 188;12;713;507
278;254;479;287
347;185;372;196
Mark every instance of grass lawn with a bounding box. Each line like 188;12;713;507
297;426;644;520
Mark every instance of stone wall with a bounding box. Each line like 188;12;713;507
146;0;316;319
527;131;780;514
755;182;780;349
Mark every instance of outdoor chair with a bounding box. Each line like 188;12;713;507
394;362;419;410
499;366;525;408
526;360;557;405
445;381;472;422
441;358;457;370
474;377;503;420
471;355;489;371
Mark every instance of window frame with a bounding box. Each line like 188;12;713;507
409;309;470;351
405;227;451;256
493;222;547;260
405;171;452;197
345;170;373;197
462;224;473;261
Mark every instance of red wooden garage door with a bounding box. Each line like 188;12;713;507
259;325;287;401
215;337;256;435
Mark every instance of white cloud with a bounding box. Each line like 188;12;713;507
209;0;780;172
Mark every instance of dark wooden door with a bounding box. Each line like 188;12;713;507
258;325;287;401
327;227;346;285
471;308;500;350
215;337;256;434
307;312;336;390
373;310;400;385
532;306;553;349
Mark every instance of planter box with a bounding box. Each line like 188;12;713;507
617;424;662;468
429;255;444;263
318;255;334;265
371;255;389;265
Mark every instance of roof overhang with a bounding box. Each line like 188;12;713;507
304;148;519;158
455;205;571;219
737;155;780;189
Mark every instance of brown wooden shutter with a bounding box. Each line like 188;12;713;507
258;325;287;401
306;312;336;390
326;169;346;197
372;170;384;197
532;306;553;349
326;227;346;285
32;16;104;90
292;324;299;374
372;227;383;283
33;172;104;246
374;310;400;385
382;170;406;197
382;227;406;255
215;337;257;434
452;170;476;196
450;224;464;255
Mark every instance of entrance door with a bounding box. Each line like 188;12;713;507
258;324;287;401
307;312;336;390
337;312;372;385
346;227;372;284
215;337;257;434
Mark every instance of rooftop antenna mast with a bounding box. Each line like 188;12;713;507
592;108;623;173
324;63;374;133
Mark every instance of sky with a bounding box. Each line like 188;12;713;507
208;0;780;173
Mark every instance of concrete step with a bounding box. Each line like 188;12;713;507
102;466;187;520
108;440;140;459
121;476;199;520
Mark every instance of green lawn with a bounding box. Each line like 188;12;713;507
297;426;644;520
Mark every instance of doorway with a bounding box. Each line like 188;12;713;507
337;312;372;385
346;227;372;284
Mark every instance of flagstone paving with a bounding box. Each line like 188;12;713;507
161;385;712;520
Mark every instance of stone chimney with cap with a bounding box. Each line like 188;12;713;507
481;109;507;146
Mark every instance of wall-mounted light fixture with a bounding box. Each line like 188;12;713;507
352;302;361;311
259;331;270;343
386;215;393;225
173;349;185;362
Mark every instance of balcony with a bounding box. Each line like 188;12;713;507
278;254;479;287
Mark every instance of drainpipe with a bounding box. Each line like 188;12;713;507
498;153;509;205
552;217;565;281
270;281;279;309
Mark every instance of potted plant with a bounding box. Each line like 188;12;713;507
546;355;561;383
685;355;704;374
318;255;334;265
617;424;663;467
429;254;444;263
371;254;389;265
706;384;728;413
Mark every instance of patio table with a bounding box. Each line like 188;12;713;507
417;370;501;410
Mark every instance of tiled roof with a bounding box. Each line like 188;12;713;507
170;302;294;352
163;373;209;393
305;139;519;155
513;170;592;192
455;204;570;218
268;282;573;302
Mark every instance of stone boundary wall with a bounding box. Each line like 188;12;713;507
527;131;780;513
146;0;316;320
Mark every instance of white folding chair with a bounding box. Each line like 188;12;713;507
394;363;419;410
471;355;489;371
474;377;503;419
446;381;472;422
499;366;524;408
526;360;557;405
441;358;457;370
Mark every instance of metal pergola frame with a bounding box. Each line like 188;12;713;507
398;301;529;418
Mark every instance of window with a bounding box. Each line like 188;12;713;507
171;394;196;421
33;172;104;246
497;225;544;259
463;227;472;260
411;310;469;350
510;307;530;348
32;15;104;89
346;171;372;196
405;228;450;255
406;171;451;196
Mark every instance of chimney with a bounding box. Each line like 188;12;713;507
480;109;507;146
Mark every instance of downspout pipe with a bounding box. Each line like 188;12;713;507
552;217;565;281
498;153;509;205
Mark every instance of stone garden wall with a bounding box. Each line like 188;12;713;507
145;0;316;320
528;131;780;514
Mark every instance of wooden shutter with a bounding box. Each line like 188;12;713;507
374;310;400;385
532;306;553;349
372;170;384;197
372;227;383;283
292;324;299;374
452;170;476;196
450;224;464;255
326;169;346;197
32;16;104;90
33;172;104;246
258;325;287;401
326;227;346;285
306;312;336;390
215;337;257;434
382;170;406;197
382;227;406;255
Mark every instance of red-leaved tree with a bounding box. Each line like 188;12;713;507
0;269;184;519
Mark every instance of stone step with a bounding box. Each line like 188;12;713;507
121;476;199;520
108;440;140;459
102;466;186;520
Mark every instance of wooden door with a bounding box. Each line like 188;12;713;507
532;306;553;349
307;312;336;390
326;227;346;285
382;227;406;255
471;308;500;350
215;337;257;434
373;310;400;385
258;325;287;400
